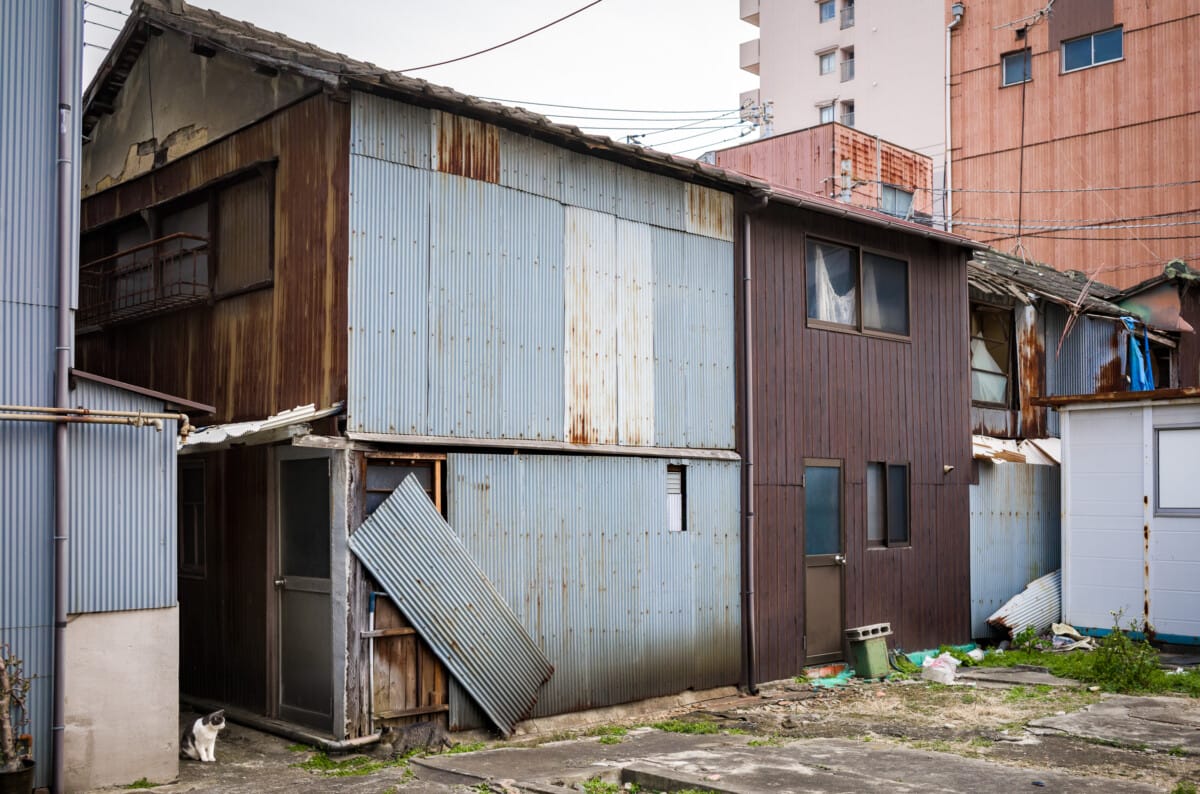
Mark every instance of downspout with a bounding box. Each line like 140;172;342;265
53;2;79;791
945;3;965;231
741;193;769;695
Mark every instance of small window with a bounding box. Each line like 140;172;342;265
819;103;835;124
806;238;910;337
1062;26;1122;72
867;462;909;547
1002;49;1031;86
818;0;835;23
1156;427;1200;515
667;465;687;532
179;461;206;577
365;456;443;516
970;304;1013;406
819;51;836;75
881;185;914;218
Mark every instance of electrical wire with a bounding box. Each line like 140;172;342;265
402;0;607;72
625;109;743;138
85;1;130;16
846;177;1200;195
645;122;753;150
957;218;1200;232
84;18;123;33
83;41;110;50
478;96;739;114
673;128;757;156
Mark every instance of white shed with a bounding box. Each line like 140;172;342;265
1052;389;1200;646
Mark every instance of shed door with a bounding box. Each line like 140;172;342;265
276;453;333;730
804;461;846;664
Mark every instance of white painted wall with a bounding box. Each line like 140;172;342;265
1061;399;1200;643
63;607;179;791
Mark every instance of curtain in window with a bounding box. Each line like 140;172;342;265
809;242;856;325
970;311;1008;403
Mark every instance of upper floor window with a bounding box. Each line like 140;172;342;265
819;51;836;75
1062;26;1122;72
840;100;855;127
818;0;835;23
881;185;914;218
840;0;855;29
840;47;855;82
1002;49;1031;86
819;103;836;124
970;304;1012;406
806;238;909;337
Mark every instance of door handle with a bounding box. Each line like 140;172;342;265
833;554;846;566
274;578;287;588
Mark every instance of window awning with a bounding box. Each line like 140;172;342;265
348;475;554;736
179;402;343;453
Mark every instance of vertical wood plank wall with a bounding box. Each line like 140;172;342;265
743;205;972;683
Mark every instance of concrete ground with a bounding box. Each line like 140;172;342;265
81;675;1199;793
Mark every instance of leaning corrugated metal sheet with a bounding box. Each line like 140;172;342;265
348;475;554;735
970;463;1061;636
987;569;1062;638
445;453;741;726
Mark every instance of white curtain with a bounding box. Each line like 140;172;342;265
813;244;856;325
970;312;1008;403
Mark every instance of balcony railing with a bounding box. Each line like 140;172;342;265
841;58;855;82
79;232;210;328
840;112;856;128
840;4;855;28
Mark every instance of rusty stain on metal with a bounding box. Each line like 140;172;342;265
1096;357;1125;393
1017;311;1046;438
434;111;500;184
685;183;734;241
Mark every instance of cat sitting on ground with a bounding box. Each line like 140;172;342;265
180;710;226;762
385;720;453;758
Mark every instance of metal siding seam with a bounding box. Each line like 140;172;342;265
349;92;431;168
347;155;429;434
349;475;553;735
616;220;655;446
445;453;740;717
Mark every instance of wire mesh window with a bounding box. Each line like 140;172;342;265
179;460;206;577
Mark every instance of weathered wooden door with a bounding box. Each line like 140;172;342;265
276;450;333;730
803;460;846;664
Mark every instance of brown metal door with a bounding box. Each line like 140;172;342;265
803;461;845;664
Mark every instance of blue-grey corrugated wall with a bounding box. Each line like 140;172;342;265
0;1;80;785
444;453;741;727
347;93;735;450
1044;310;1127;436
969;463;1061;637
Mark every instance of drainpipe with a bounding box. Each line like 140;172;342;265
52;2;79;791
741;193;769;695
945;3;965;231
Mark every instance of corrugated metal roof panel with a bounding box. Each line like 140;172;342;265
498;127;562;202
427;173;565;440
349;474;554;735
69;378;178;614
970;463;1061;636
987;569;1062;638
347;156;430;434
445;453;740;722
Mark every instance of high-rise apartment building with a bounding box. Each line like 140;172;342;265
948;0;1199;288
738;0;947;216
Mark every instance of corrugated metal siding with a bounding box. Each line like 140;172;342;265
653;228;736;449
969;463;1061;636
561;149;617;215
347;156;430;434
498;128;562;202
616;220;655;446
428;173;565;440
564;206;619;444
616;164;685;230
350;92;430;169
445;453;741;725
1044;310;1126;437
348;475;554;735
69;379;178;614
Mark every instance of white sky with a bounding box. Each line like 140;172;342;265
82;0;762;157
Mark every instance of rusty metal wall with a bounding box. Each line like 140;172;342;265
969;463;1061;636
444;452;741;726
1044;310;1127;437
347;92;736;450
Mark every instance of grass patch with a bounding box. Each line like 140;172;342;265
286;743;311;752
598;735;623;745
126;779;159;790
580;778;622;794
292;750;409;778
1168;745;1186;757
1171;782;1197;794
748;735;786;747
444;741;487;755
584;725;628;738
651;718;720;735
723;727;749;735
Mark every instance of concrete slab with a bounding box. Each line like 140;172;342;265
1030;695;1200;756
417;729;1161;793
957;665;1079;688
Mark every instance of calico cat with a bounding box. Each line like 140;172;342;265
180;710;226;762
388;720;453;758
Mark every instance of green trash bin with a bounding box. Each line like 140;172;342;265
845;622;892;679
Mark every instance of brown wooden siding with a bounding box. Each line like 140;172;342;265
742;204;972;683
178;446;270;712
77;93;349;422
950;2;1199;288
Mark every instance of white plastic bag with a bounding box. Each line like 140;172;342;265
921;652;962;685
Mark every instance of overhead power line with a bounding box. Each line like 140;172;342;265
479;96;739;115
402;0;607;72
674;129;757;157
84;18;123;33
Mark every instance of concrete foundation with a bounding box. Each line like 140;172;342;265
64;607;179;791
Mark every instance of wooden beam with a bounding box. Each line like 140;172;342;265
361;627;417;639
374;704;449;720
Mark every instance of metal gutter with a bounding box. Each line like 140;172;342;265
52;2;78;789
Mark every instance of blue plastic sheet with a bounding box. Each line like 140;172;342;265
1121;317;1154;391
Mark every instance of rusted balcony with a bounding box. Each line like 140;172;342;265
79;233;210;328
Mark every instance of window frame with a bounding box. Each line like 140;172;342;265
818;50;836;75
667;464;687;533
1155;426;1200;516
804;234;912;341
866;461;910;549
969;302;1015;408
362;451;446;518
1061;26;1123;73
818;0;835;23
818;103;836;124
1001;48;1032;87
178;459;207;578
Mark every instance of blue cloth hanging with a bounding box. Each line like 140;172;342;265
1120;316;1154;391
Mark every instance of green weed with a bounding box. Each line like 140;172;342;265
598;735;622;745
584;725;628;738
651;718;720;735
580;778;621;794
1170;781;1197;794
292;750;408;777
444;741;487;755
748;735;786;747
286;743;310;752
125;779;159;790
1168;746;1187;757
